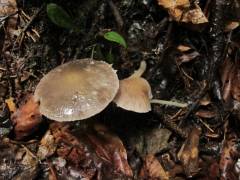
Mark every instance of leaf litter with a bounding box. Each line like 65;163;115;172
1;0;240;179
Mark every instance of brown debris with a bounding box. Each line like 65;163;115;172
11;95;42;140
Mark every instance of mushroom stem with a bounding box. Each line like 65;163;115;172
130;61;147;78
150;99;188;108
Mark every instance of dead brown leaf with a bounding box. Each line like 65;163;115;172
219;126;240;179
139;154;169;180
195;109;217;119
157;0;189;9
157;0;208;24
177;126;201;177
11;95;42;140
87;124;133;177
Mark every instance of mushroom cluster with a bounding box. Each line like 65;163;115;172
34;58;187;122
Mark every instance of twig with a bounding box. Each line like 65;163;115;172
108;0;124;30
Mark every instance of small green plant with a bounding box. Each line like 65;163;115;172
103;31;127;48
47;3;77;30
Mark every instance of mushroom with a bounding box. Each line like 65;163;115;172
113;61;153;113
113;61;188;112
34;59;119;122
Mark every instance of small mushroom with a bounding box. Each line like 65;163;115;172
113;61;153;113
34;59;119;121
113;61;187;113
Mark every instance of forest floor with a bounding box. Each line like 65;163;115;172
0;0;240;179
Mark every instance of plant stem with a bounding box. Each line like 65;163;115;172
151;99;188;108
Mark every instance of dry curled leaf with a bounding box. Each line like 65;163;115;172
178;126;201;177
11;95;42;140
139;154;169;180
157;0;208;24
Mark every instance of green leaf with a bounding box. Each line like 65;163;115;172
47;3;75;29
103;31;127;48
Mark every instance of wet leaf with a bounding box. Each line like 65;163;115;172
104;31;127;48
139;154;169;180
47;3;75;29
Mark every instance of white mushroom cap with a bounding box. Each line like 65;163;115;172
113;61;152;113
34;59;119;121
